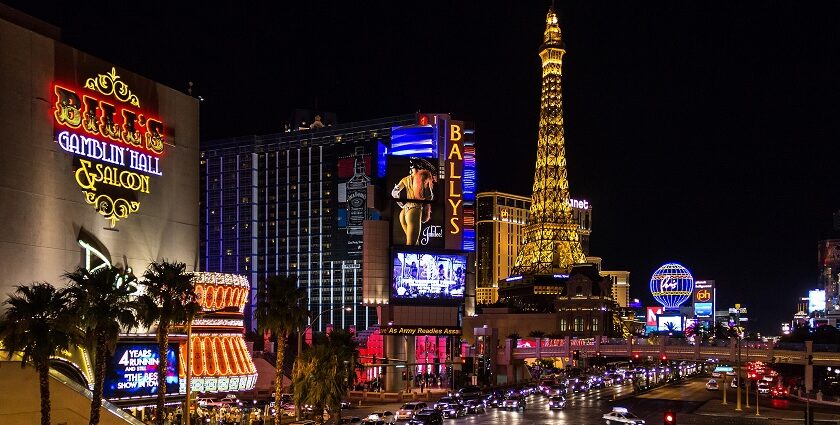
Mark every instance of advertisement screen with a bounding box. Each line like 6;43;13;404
390;125;437;158
657;316;684;332
392;252;467;302
104;343;179;399
387;156;445;248
809;289;826;313
694;302;713;318
335;145;373;259
646;306;663;326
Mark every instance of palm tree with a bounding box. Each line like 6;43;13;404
254;275;308;425
292;344;344;425
0;283;81;425
137;261;201;425
65;266;139;425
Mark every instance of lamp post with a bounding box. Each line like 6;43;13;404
295;305;352;419
735;317;742;412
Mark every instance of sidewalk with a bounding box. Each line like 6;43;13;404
693;398;840;424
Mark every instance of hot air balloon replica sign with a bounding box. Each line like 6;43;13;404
649;262;694;311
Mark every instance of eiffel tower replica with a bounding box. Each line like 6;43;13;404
512;6;587;276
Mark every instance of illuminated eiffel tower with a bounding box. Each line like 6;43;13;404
512;6;587;275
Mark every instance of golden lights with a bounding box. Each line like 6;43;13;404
52;69;166;227
513;8;586;275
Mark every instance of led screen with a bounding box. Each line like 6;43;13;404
809;289;826;313
694;302;713;318
392;252;467;302
104;342;179;399
657;316;684;332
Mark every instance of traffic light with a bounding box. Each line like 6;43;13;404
661;355;668;362
573;350;580;360
664;411;676;425
632;353;640;362
402;371;407;381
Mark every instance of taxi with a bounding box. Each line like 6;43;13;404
602;407;646;425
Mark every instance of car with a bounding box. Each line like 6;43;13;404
546;385;566;396
433;397;458;410
483;391;504;407
572;381;590;392
547;396;566;410
603;407;645;424
770;386;789;399
341;401;353;409
365;411;395;424
711;371;722;378
730;378;744;388
407;409;443;425
396;402;428;421
501;395;526;411
757;382;770;394
457;386;482;400
706;379;719;390
436;401;466;419
465;399;486;414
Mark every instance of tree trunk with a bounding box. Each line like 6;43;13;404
274;333;288;425
37;361;51;425
89;333;107;425
157;324;169;425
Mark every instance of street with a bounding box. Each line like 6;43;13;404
340;377;840;425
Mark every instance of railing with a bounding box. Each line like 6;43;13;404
509;341;840;366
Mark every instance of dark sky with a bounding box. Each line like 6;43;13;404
8;1;840;334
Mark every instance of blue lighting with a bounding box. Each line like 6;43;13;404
649;262;695;310
390;125;436;158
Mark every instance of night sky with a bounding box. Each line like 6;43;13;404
7;1;840;334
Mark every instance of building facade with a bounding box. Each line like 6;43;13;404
475;191;592;304
200;114;417;331
0;10;200;296
602;270;630;308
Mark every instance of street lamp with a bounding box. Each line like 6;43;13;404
295;305;352;419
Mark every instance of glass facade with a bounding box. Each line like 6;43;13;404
200;114;417;331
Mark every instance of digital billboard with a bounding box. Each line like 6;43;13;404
657;315;684;332
694;280;715;318
390;125;437;158
104;342;179;399
694;302;713;318
387;156;444;248
336;145;373;259
392;251;467;302
809;289;826;313
646;306;664;326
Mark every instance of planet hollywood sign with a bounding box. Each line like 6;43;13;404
52;68;165;227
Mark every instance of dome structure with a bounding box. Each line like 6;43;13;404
649;263;694;310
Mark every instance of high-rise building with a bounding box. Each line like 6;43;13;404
475;191;592;304
200;114;417;331
602;270;630;308
818;239;840;322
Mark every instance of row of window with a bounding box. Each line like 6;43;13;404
559;317;599;333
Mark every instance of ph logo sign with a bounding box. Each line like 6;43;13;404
695;289;712;302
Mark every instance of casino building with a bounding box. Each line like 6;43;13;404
475;191;593;305
201;114;477;392
0;7;255;420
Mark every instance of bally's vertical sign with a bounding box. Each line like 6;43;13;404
445;121;465;250
52;67;165;227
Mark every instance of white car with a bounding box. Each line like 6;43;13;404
364;411;395;424
603;407;645;425
396;402;427;420
757;382;770;394
705;379;719;390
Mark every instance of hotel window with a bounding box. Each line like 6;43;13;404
560;318;568;332
574;317;584;332
576;286;583;297
591;318;599;332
